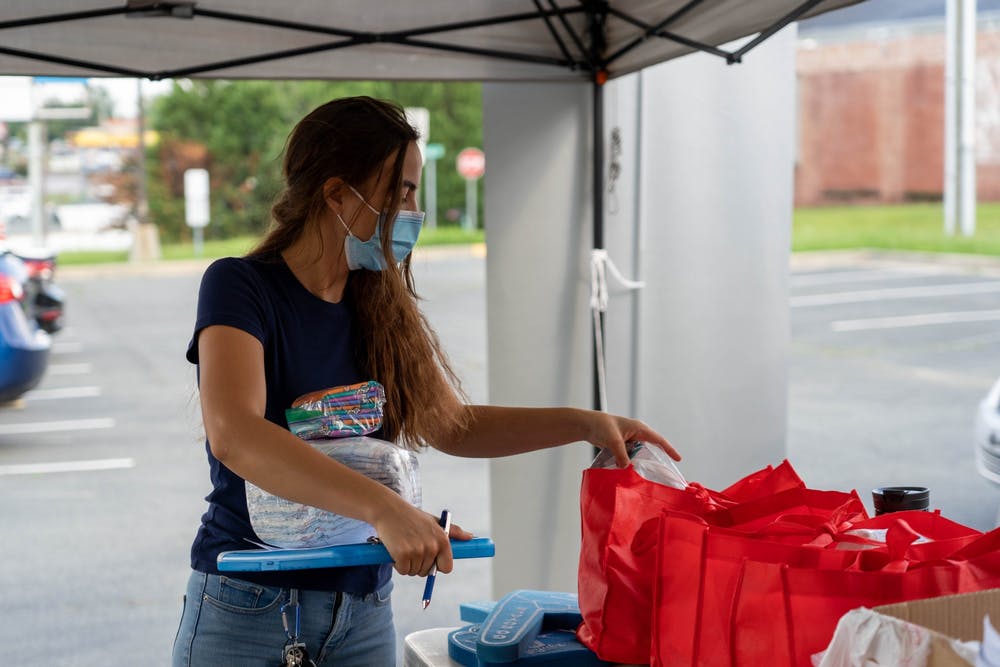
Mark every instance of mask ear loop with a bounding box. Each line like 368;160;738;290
336;213;354;237
346;184;382;216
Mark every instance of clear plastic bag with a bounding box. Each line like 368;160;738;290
590;441;688;490
245;436;421;549
284;381;385;440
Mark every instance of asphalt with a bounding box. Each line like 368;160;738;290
3;245;998;665
55;246;1000;281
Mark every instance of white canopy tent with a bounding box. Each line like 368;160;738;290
0;0;863;394
1;1;866;597
1;1;861;81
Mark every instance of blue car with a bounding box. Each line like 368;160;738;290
0;248;50;403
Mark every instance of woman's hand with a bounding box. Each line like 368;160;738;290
371;499;473;577
585;412;680;468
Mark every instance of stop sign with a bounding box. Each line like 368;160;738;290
456;147;485;180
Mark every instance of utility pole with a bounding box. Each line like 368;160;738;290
944;0;977;237
136;78;149;226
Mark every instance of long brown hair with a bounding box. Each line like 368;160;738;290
251;96;468;450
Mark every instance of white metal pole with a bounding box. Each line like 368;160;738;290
465;177;477;231
426;157;438;231
136;77;149;225
959;0;977;237
944;0;958;236
28;120;45;246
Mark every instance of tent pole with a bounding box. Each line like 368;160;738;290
591;75;606;458
592;75;606;417
588;0;609;460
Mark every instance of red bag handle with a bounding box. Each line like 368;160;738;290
879;518;922;572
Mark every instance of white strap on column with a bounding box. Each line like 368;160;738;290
589;248;645;313
589;249;645;412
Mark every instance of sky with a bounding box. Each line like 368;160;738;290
88;78;173;120
0;77;172;122
800;0;1000;32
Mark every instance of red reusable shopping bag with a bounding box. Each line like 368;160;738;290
577;461;804;664
718;460;806;504
728;520;1000;667
652;490;868;667
651;508;982;667
577;467;724;663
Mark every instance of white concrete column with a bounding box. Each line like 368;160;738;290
483;26;797;595
609;28;797;489
483;81;593;596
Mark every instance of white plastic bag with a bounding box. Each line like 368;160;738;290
245;436;421;549
814;607;979;667
590;441;687;489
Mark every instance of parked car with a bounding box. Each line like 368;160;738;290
975;376;1000;486
15;247;64;334
0;248;50;403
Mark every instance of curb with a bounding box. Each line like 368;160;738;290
789;249;1000;276
56;243;489;280
54;246;1000;280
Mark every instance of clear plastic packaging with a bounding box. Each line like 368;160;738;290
245;436;421;549
590;441;688;490
285;381;385;440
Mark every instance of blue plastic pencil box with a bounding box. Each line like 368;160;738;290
217;537;495;572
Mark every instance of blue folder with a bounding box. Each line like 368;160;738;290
217;537;495;572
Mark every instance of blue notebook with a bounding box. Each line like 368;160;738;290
217;537;495;572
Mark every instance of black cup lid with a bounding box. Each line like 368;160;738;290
872;486;929;512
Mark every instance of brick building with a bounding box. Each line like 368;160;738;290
795;16;1000;206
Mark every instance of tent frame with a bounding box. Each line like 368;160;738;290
0;1;825;80
0;0;829;413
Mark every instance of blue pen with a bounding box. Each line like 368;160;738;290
421;509;452;609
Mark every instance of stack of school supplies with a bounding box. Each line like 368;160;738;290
244;380;419;549
245;436;420;549
285;380;385;440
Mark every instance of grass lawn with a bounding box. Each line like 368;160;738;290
792;202;1000;255
57;226;485;265
55;203;1000;265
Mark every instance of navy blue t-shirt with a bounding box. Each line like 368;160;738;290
185;254;391;593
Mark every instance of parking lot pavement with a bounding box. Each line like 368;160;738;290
1;248;998;664
786;251;1000;530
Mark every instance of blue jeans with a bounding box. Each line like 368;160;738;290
172;571;395;666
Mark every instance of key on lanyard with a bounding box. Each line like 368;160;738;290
281;642;314;667
279;589;316;667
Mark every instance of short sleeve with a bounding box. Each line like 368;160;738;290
186;257;269;364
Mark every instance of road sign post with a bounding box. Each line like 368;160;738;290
184;168;210;257
456;147;485;232
424;142;445;231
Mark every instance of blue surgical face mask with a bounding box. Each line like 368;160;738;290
339;185;425;271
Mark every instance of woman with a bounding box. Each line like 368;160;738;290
172;96;679;666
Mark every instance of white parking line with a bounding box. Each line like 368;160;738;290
46;363;92;375
832;309;1000;332
0;417;115;435
791;270;931;287
51;341;83;354
23;386;101;400
0;457;134;476
792;281;1000;307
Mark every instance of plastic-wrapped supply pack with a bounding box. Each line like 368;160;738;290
590;441;687;489
246;436;421;549
285;380;385;441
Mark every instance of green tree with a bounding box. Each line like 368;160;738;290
149;80;290;240
147;79;482;243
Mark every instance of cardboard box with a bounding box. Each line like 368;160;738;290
869;589;1000;666
875;588;1000;642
